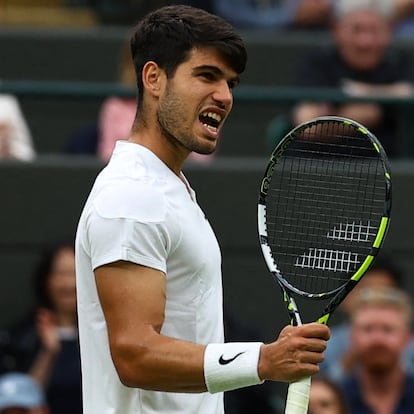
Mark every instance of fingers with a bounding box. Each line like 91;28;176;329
281;322;331;341
258;323;330;383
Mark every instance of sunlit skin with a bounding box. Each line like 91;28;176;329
334;10;392;71
309;380;344;414
129;47;240;175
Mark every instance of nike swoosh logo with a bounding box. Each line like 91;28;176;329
218;352;245;365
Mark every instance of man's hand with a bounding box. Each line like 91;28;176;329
258;323;330;383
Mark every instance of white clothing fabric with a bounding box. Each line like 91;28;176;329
75;141;224;414
0;95;35;161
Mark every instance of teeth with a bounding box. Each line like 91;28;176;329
203;124;218;132
201;111;222;123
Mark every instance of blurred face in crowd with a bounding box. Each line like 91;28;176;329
351;304;411;374
334;10;392;71
47;247;77;315
309;379;346;414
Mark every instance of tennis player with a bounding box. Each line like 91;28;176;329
75;5;330;413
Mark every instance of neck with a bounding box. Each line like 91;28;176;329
359;366;405;414
129;120;189;176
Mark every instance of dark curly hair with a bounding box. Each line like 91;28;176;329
130;5;247;102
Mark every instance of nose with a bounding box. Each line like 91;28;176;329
355;29;377;48
212;80;233;109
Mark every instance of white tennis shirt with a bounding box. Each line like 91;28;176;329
75;141;224;414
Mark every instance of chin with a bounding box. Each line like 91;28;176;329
193;141;217;155
365;364;394;375
350;59;381;72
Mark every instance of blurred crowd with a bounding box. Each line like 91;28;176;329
1;1;414;414
1;0;414;162
1;242;412;413
0;241;81;414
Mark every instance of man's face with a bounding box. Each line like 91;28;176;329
156;47;239;156
334;10;392;71
351;305;410;374
47;247;77;314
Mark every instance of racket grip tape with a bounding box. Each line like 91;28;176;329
285;376;311;414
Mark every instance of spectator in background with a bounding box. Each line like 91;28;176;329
214;0;332;31
341;286;414;413
292;0;414;158
320;254;414;381
394;0;414;37
0;372;49;414
64;43;136;159
97;43;137;162
0;96;35;161
0;241;81;414
308;375;349;414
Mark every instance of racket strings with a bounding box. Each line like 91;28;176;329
265;121;386;295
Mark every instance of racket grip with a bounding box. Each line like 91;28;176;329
285;376;311;414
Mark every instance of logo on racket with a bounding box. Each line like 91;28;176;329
295;220;377;273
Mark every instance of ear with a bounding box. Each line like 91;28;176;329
142;61;164;98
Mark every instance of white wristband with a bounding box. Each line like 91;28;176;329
203;342;264;394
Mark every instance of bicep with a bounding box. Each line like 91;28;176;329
95;260;166;341
94;260;206;391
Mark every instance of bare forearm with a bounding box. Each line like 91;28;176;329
111;331;207;392
111;324;330;393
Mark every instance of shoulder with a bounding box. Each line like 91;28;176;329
0;95;21;117
340;374;359;393
92;178;167;223
0;94;19;107
381;49;414;73
405;373;414;386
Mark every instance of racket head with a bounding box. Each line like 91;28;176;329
258;116;392;304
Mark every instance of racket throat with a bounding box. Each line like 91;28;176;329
285;294;303;326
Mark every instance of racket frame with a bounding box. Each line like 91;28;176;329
258;115;392;326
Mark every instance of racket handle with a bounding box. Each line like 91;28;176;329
285;376;311;414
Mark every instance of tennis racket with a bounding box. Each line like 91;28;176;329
257;116;392;414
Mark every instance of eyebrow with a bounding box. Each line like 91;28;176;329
192;65;240;86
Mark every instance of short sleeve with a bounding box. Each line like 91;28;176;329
85;179;171;273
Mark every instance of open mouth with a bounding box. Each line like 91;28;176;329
199;111;222;133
